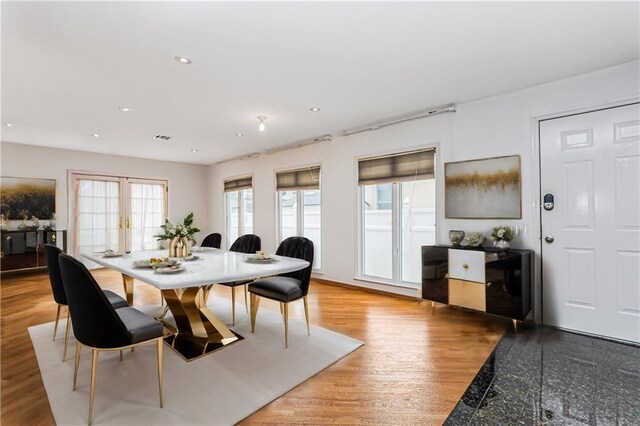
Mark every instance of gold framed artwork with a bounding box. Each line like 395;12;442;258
444;155;521;219
0;176;56;219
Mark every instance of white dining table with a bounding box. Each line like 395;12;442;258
82;248;309;361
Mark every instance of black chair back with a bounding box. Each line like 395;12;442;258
229;234;261;254
44;244;67;305
276;237;314;296
58;254;131;349
201;233;222;249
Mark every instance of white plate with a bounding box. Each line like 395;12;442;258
244;256;278;264
155;266;185;274
103;253;124;258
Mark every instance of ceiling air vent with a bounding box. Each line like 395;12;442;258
153;134;172;141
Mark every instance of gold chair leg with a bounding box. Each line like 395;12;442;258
53;304;62;341
157;339;164;408
160;289;164;306
250;294;260;332
303;296;310;335
244;285;249;314
431;301;435;315
73;342;81;390
157;304;170;320
231;287;236;326
62;309;71;362
88;349;99;425
283;302;289;349
279;302;283;315
119;350;123;361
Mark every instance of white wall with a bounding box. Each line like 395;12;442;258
207;60;640;319
0;142;211;237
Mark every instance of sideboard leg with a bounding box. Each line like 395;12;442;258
431;301;435;315
512;319;518;334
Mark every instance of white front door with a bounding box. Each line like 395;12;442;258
540;103;640;343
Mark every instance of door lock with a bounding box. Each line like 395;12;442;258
545;235;554;243
543;193;554;211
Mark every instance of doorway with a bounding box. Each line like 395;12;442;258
69;173;168;257
539;102;640;343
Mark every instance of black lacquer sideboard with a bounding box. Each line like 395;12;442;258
421;245;532;328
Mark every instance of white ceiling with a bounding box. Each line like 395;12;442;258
2;1;638;165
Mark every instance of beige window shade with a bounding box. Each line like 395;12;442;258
224;176;253;192
276;166;321;191
358;149;435;185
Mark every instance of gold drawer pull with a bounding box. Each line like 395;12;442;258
462;263;469;269
486;282;492;288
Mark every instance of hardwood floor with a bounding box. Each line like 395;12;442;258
1;269;509;425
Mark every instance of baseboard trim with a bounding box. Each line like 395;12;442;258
312;277;422;302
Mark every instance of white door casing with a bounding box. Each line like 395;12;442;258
540;103;640;343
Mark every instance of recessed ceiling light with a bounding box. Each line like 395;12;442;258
4;123;13;127
175;56;192;64
190;148;199;152
235;133;244;137
119;106;132;112
310;107;321;112
92;133;100;138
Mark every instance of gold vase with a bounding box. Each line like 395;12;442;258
169;237;190;257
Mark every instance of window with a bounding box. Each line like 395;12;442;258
72;174;167;256
276;166;321;270
224;176;253;248
358;149;436;287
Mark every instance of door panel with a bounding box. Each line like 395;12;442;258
541;103;640;343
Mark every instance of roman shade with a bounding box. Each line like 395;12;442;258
358;148;435;185
224;176;252;192
276;166;321;191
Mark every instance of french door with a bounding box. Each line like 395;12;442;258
540;103;640;343
71;174;168;257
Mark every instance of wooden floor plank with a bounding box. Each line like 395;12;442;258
1;269;507;425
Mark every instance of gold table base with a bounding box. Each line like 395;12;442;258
121;275;242;361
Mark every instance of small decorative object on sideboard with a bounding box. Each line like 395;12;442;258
491;226;514;252
466;232;486;247
448;230;465;246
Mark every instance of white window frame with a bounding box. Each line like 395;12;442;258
274;165;322;273
224;187;254;249
355;146;438;289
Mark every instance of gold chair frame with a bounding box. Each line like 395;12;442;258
72;337;164;425
250;295;310;348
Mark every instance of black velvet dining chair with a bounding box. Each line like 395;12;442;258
58;253;165;426
43;244;128;362
217;234;261;325
248;237;314;348
201;232;222;249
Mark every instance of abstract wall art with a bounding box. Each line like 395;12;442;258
445;155;521;219
0;177;56;219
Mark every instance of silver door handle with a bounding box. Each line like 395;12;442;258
545;235;554;243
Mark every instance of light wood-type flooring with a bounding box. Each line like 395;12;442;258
1;269;509;425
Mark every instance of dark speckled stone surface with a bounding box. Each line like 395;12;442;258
445;326;640;425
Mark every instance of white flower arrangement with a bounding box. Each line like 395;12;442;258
491;226;514;242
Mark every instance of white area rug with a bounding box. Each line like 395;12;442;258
29;298;363;425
